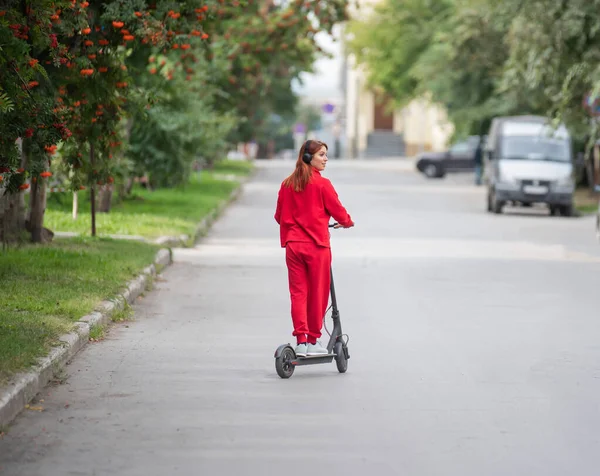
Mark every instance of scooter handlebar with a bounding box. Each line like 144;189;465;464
329;222;354;228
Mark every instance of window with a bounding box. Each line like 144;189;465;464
449;142;471;155
500;136;571;162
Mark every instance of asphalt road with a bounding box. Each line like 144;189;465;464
1;160;600;476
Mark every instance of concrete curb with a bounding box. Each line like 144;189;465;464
0;248;172;429
0;171;252;429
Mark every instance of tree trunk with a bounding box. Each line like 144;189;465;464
0;138;27;245
267;140;275;159
256;142;269;159
117;182;126;203
117;117;135;203
97;184;113;213
0;191;26;245
28;174;50;243
124;177;134;197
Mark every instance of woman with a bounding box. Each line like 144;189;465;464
274;140;354;357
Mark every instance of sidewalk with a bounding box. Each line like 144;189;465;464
0;173;250;429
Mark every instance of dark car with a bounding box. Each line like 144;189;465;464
416;136;484;178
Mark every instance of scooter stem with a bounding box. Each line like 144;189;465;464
326;266;343;354
329;266;338;314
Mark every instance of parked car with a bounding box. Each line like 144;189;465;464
415;136;483;178
483;115;575;216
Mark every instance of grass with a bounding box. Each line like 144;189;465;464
111;302;133;323
209;158;255;176
0;237;160;384
89;324;106;342
574;187;599;214
44;160;254;239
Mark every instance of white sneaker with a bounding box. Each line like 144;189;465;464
307;342;328;356
295;343;308;357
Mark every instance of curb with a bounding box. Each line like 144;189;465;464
0;171;252;429
0;248;172;429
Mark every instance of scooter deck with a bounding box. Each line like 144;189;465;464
291;354;336;366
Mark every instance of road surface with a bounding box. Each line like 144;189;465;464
1;160;599;476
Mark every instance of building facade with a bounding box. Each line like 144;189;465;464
341;0;454;158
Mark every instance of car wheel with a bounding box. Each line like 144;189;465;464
560;204;574;217
423;163;439;178
489;189;502;214
423;164;438;178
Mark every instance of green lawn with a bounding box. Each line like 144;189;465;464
0;237;160;384
209;158;255;176
45;160;254;239
574;187;599;215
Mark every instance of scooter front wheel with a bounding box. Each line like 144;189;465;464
275;346;296;379
334;341;348;374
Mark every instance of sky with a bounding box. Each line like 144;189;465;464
292;26;344;104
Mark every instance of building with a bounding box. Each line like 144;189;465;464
341;0;454;158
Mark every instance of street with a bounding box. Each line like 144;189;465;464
1;159;600;476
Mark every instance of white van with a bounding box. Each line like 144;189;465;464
484;115;575;216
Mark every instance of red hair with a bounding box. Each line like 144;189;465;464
282;140;328;192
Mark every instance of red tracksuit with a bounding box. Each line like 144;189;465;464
274;170;354;344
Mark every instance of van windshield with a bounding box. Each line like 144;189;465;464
501;135;571;162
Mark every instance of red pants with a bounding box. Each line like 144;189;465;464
285;241;332;344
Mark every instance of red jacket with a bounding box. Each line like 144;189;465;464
275;169;354;248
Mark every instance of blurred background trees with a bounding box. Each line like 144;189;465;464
347;0;600;144
0;0;351;242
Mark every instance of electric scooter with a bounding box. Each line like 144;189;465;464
274;223;350;379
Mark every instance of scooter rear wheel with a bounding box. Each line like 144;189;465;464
275;347;295;379
334;342;348;374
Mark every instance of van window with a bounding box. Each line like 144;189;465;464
503;122;569;139
499;120;571;161
500;135;570;162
